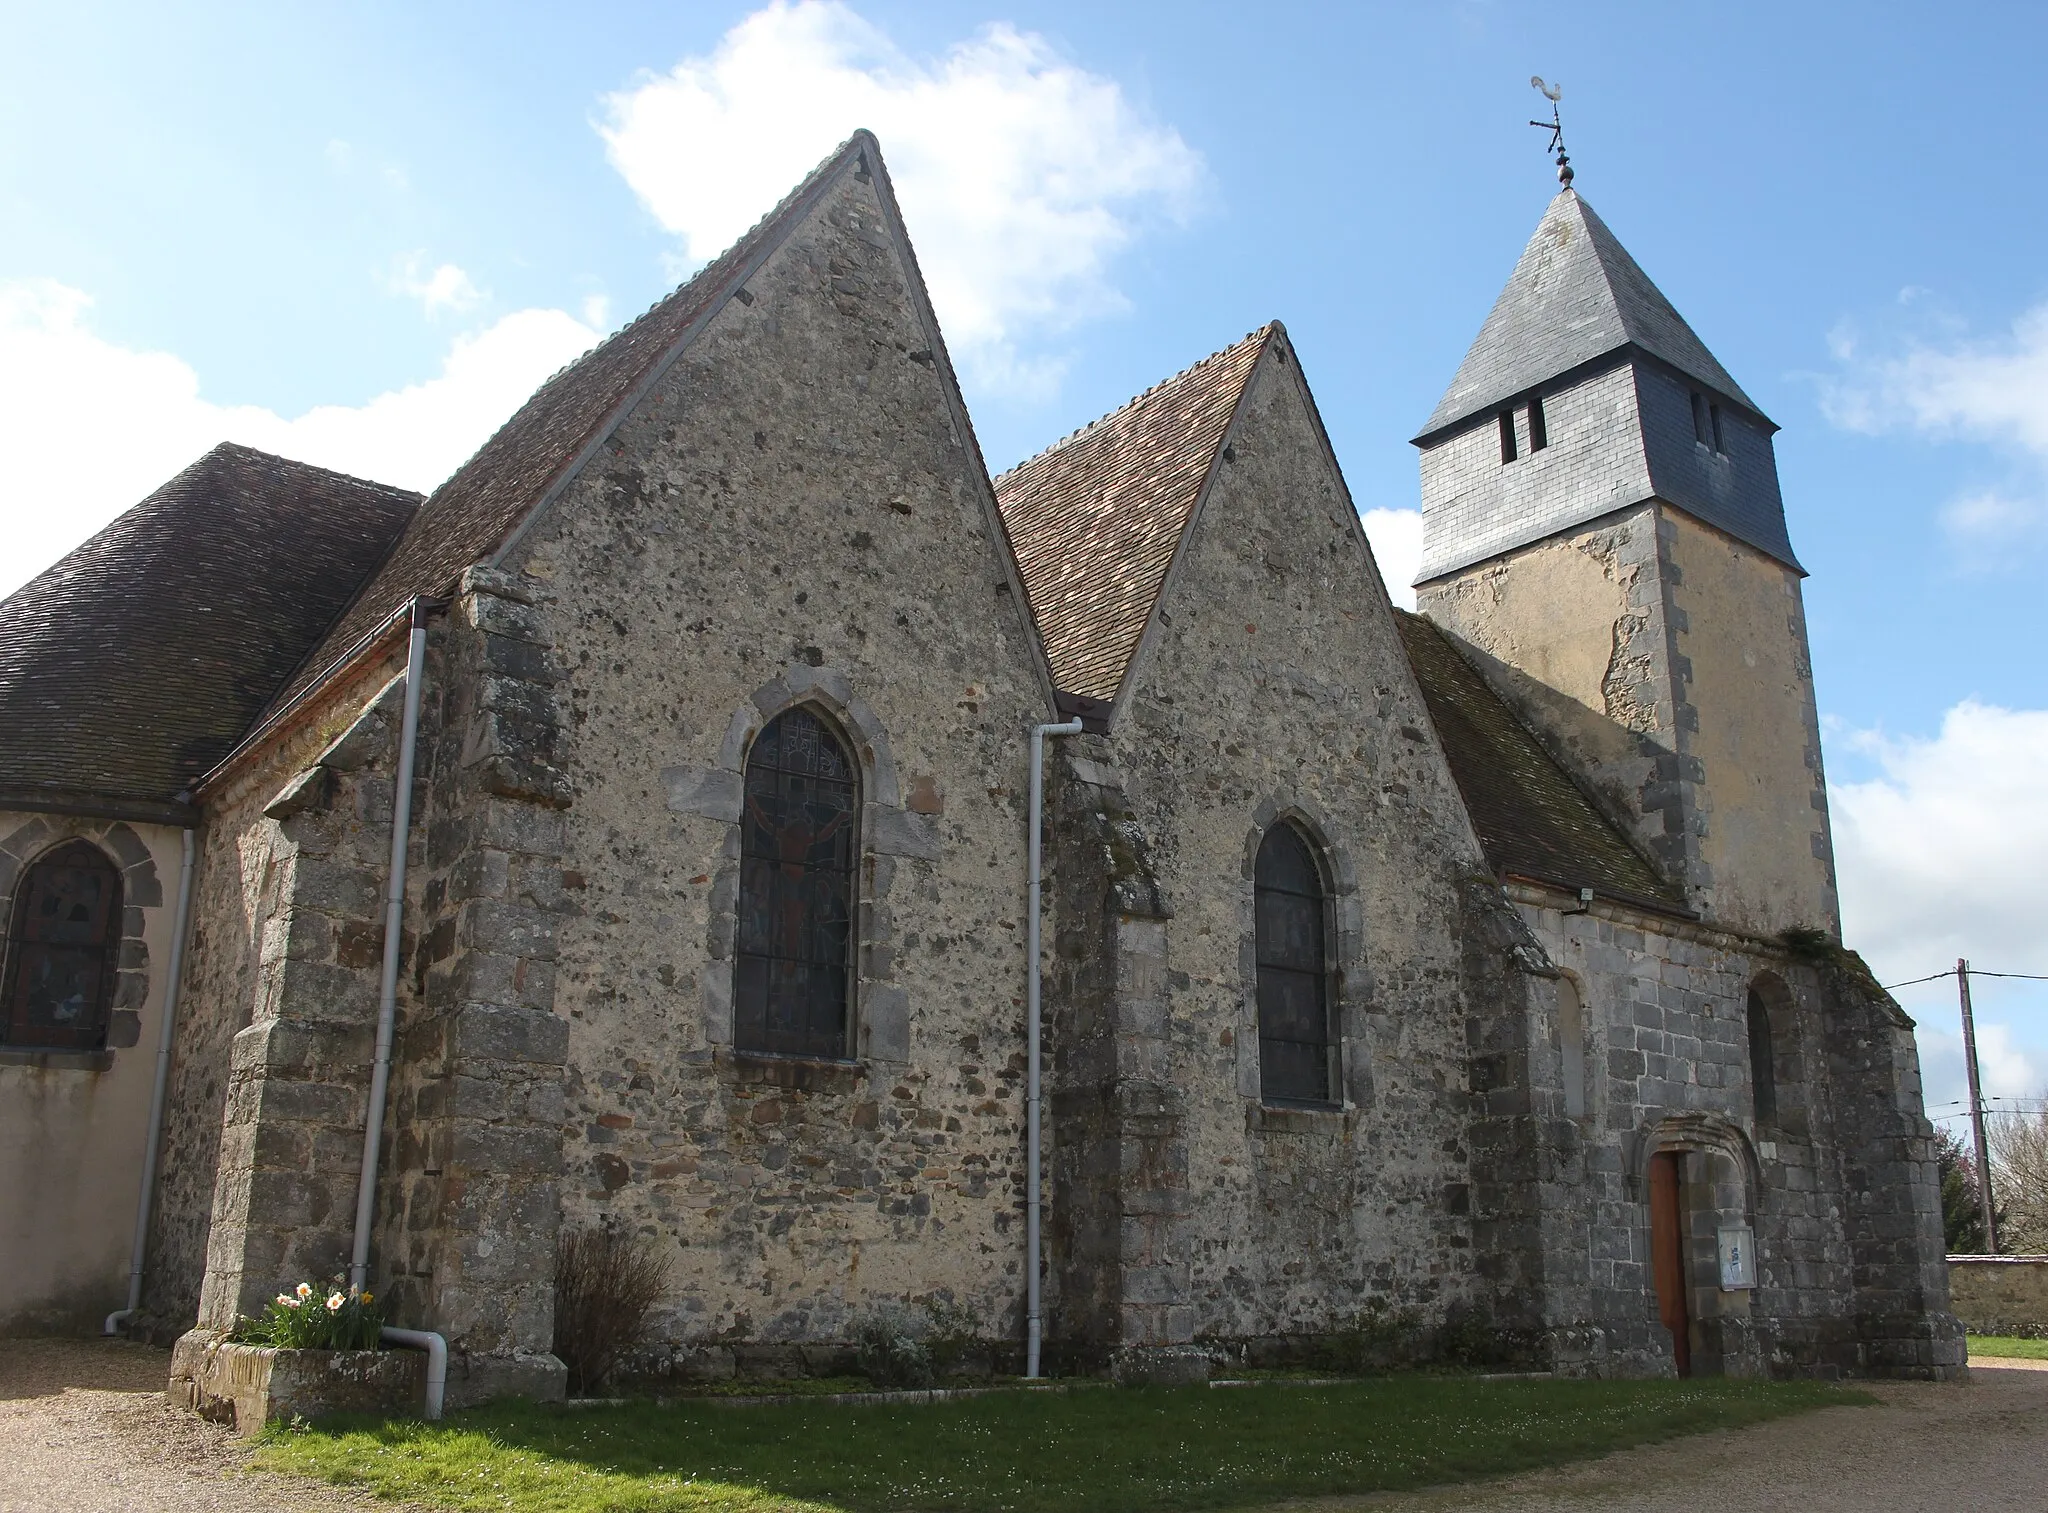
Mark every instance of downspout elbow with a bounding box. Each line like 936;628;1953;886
380;1327;447;1420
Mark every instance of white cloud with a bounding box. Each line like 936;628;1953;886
1833;700;2048;978
1831;700;2048;1115
387;254;485;318
598;0;1204;398
1823;298;2048;559
0;278;599;598
1361;508;1422;610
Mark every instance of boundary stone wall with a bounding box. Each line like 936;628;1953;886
1947;1257;2048;1337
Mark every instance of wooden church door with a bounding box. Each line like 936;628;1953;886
1649;1151;1692;1377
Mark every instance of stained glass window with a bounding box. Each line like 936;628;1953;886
3;841;122;1052
1255;823;1332;1105
735;708;858;1059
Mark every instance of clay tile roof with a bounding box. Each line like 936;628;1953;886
1394;609;1686;913
1417;189;1764;442
995;325;1274;701
268;132;878;716
0;443;419;816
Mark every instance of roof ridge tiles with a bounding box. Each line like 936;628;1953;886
202;440;422;501
995;323;1276;481
993;322;1277;702
257;130;878;726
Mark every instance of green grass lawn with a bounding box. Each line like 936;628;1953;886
1969;1334;2048;1360
255;1376;1865;1513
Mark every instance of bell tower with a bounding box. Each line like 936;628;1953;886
1412;186;1838;938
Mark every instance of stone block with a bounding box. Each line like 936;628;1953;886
443;1351;567;1411
663;766;744;823
1110;1345;1211;1385
462;899;558;960
860;984;910;1063
870;806;940;860
450;1002;570;1067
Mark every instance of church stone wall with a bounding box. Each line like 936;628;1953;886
1511;885;1962;1379
145;653;407;1338
1416;505;1684;887
1044;346;1545;1372
494;155;1054;1377
0;811;181;1334
1663;510;1838;938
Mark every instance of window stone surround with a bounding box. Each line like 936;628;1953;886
1235;794;1372;1114
0;813;165;1066
661;662;930;1073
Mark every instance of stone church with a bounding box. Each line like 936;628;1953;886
0;131;1963;1398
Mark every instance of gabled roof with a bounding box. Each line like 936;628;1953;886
0;444;418;818
268;132;881;717
1416;190;1765;443
1395;609;1686;914
995;326;1275;701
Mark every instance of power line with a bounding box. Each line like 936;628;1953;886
1885;970;1958;990
1883;967;2048;990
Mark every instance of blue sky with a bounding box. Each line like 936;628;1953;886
4;0;2044;1124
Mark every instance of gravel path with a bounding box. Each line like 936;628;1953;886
0;1339;420;1513
5;1338;2044;1511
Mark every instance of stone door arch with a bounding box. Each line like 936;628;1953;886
1631;1113;1763;1377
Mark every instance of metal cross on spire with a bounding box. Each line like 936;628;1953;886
1529;77;1574;188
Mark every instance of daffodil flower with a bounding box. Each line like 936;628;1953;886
296;1282;314;1299
327;1292;345;1312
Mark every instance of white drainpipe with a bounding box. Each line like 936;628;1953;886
1026;716;1083;1379
104;824;198;1336
380;1325;447;1419
350;600;428;1294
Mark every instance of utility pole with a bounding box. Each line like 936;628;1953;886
1958;958;2000;1254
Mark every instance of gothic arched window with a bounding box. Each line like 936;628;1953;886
1746;988;1777;1124
1254;822;1333;1105
736;708;858;1059
3;841;123;1052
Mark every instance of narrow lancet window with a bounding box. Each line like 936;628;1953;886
3;841;122;1052
1255;823;1333;1105
736;708;858;1059
1527;393;1548;452
1709;402;1726;454
1746;988;1777;1124
1498;409;1518;464
1558;976;1587;1120
1691;391;1711;447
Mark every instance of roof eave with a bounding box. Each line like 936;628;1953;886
1410;342;1778;450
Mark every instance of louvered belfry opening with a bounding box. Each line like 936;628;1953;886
3;840;123;1052
1254;822;1334;1105
736;708;859;1059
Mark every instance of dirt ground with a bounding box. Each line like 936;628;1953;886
0;1338;423;1513
3;1338;2043;1512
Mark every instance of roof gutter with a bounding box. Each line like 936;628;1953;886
0;792;197;829
194;595;448;802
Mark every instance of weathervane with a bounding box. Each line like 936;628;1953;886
1529;77;1573;187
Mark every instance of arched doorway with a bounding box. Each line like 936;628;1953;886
1635;1115;1763;1378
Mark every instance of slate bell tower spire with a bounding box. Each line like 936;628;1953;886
1411;179;1839;939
